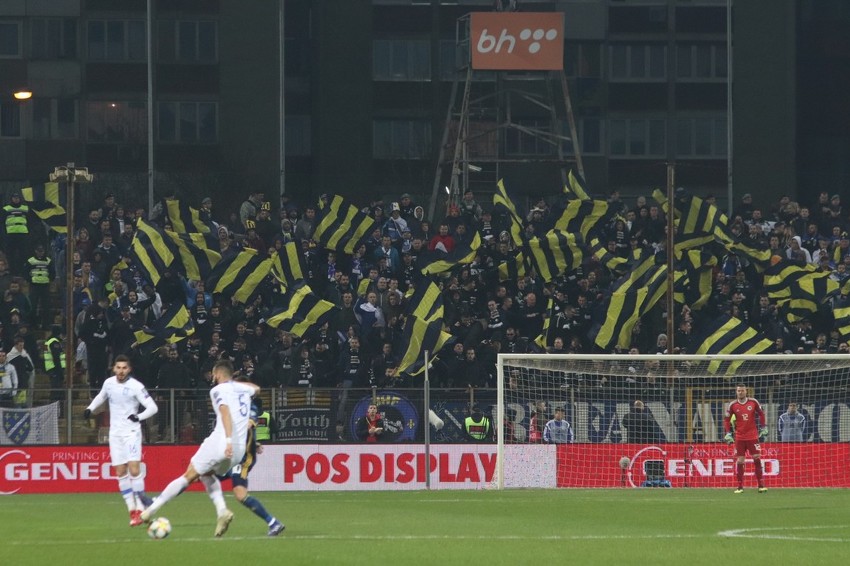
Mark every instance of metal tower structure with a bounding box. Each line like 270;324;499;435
428;12;585;221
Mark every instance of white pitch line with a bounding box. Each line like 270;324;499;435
5;533;705;546
718;525;850;543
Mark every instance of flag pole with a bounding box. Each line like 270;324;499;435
666;163;676;355
423;349;431;490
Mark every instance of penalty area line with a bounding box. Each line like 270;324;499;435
718;525;850;543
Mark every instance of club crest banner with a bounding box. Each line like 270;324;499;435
0;402;60;445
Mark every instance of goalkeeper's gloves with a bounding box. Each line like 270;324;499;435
759;426;768;440
83;409;92;419
128;414;140;423
724;432;734;445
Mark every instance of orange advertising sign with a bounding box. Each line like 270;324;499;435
470;12;564;71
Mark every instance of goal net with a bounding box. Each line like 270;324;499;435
495;353;850;489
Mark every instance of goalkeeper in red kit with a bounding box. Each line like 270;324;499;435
724;384;768;494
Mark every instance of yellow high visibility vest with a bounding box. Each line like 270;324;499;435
28;256;51;284
4;204;29;234
43;337;66;371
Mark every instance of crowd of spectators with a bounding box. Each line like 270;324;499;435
2;185;850;404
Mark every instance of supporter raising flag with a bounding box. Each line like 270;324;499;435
263;282;338;338
312;195;377;255
21;182;67;233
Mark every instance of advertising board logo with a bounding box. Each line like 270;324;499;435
471;12;564;71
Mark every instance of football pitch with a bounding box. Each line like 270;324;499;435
3;489;848;565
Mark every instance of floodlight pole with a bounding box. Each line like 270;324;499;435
51;163;93;391
64;168;76;391
666;164;675;355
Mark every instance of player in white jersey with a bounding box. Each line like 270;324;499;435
84;355;158;527
141;359;259;537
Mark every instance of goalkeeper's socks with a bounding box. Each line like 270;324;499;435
241;496;274;524
754;458;764;483
736;463;744;488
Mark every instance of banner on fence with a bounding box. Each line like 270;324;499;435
0;403;59;446
4;443;849;494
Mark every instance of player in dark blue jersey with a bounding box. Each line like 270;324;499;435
226;396;285;536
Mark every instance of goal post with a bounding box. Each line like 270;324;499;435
495;353;850;489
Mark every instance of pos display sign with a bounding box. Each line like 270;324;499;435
470;12;564;71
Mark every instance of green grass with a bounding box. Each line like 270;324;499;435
3;489;849;565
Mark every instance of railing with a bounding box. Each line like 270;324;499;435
3;383;849;445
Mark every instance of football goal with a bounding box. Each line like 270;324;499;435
495;353;850;489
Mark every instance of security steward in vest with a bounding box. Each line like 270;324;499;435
43;325;66;403
253;397;275;442
465;404;494;442
2;192;33;276
27;244;55;329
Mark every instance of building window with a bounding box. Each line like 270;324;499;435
565;43;603;78
609;44;666;81
439;40;462;81
0;21;22;58
285;115;311;156
158;102;217;143
676;116;727;157
579;118;603;155
33;98;78;139
31;18;77;59
609;118;666;157
87;101;147;142
87;20;146;61
0;102;21;137
373;119;431;158
158;20;217;62
676;43;727;80
373;39;431;81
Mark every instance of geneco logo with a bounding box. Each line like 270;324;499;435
471;13;564;71
0;450;28;494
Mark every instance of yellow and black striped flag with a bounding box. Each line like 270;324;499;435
764;259;838;323
396;315;452;376
312;195;376;254
673;250;716;310
493;180;525;247
564;169;591;200
163;230;221;281
689;314;774;374
420;231;482;275
164;199;213;234
587;236;628;274
133;302;194;354
404;279;444;323
271;242;306;288
833;304;850;342
264;282;338;337
534;296;555;350
552;198;610;239
496;250;528;282
21;182;67;233
206;248;273;304
591;263;667;351
131;219;176;286
526;230;583;283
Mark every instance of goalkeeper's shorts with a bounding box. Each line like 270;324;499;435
734;438;762;457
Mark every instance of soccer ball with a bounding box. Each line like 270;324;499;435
147;517;172;540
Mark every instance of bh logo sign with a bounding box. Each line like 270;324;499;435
471;12;564;71
478;27;560;56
